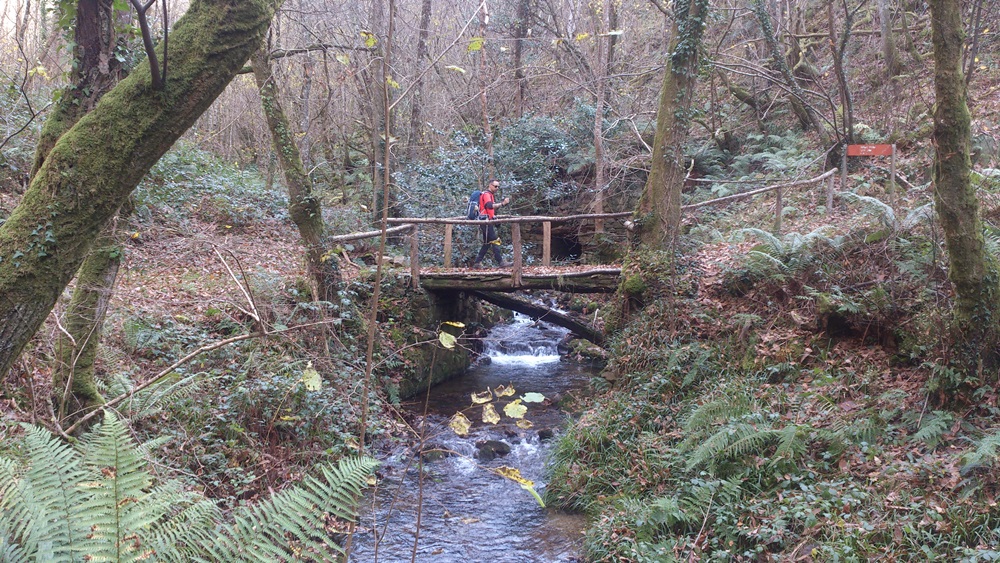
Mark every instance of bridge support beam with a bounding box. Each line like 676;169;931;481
471;291;604;346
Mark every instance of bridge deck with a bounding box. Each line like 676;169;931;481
418;265;621;293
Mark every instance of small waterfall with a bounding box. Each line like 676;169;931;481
481;314;567;366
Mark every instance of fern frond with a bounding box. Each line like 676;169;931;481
734;228;783;255
911;410;954;451
140;482;221;561
206;456;378;561
685;396;751;431
721;424;778;461
961;429;1000;472
14;424;90;561
75;412;157;562
842;192;897;230
773;424;808;462
901;203;934;230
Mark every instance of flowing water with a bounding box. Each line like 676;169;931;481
350;316;597;563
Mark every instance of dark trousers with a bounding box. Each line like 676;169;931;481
474;221;503;265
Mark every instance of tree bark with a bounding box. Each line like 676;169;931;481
878;0;903;77
512;0;530;117
406;0;432;159
0;0;281;380
929;0;1000;374
637;0;708;249
591;0;611;233
53;215;125;421
31;0;127;422
251;46;340;302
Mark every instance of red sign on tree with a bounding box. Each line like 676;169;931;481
847;144;894;157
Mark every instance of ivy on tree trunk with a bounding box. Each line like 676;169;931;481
637;0;708;249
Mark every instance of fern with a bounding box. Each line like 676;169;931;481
0;413;376;562
842;192;898;230
911;410;955;451
961;429;1000;473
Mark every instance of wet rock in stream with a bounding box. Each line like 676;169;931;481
476;440;512;461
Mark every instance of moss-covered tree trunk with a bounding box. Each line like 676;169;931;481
0;0;281;381
53;217;125;420
637;0;708;248
251;47;340;302
929;0;1000;375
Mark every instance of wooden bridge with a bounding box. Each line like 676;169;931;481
330;212;631;293
326;169;840;342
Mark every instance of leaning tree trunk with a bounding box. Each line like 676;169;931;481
929;0;1000;378
637;0;708;249
752;0;828;144
251;47;340;302
0;0;281;381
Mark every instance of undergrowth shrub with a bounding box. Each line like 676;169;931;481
134;142;287;230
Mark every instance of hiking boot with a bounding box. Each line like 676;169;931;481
472;262;483;269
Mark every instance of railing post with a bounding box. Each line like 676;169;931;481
410;225;420;289
444;223;453;268
774;186;783;234
827;171;835;215
542;221;551;267
890;144;897;209
511;223;522;287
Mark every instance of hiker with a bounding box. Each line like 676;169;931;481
473;180;511;268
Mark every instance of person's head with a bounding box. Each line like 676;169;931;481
488;180;500;193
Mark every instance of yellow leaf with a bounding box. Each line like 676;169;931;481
449;412;472;436
366;475;377;486
361;30;377;48
521;392;546;403
386;75;400;89
301;363;322;391
516;419;534;429
280;415;298;421
483;403;501;424
494;384;516;397
493;466;534;487
471;389;493;404
439;331;457;349
468;37;484;52
444;321;466;328
444;65;467;74
504;399;527;419
575;32;590;41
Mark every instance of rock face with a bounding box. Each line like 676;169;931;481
476;440;512;461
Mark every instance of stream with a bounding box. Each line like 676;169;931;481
349;315;598;562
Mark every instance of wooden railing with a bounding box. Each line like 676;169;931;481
327;169;838;288
384;212;632;288
682;168;839;233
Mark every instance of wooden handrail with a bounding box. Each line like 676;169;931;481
680;168;838;210
328;223;415;243
386;211;633;226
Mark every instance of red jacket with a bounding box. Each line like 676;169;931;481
479;190;498;219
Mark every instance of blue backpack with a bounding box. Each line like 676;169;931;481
466;190;482;219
